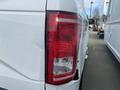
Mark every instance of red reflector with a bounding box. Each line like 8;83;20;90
45;12;81;85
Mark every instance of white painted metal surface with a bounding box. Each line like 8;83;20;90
0;62;45;90
0;0;46;11
47;0;77;13
46;80;80;90
105;0;120;62
0;11;46;90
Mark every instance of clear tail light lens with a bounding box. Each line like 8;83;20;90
45;11;81;85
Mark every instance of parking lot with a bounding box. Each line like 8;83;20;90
81;31;120;90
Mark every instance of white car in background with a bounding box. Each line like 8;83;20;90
0;0;88;90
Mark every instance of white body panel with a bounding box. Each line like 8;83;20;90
46;80;79;90
47;0;78;13
0;62;44;90
0;11;46;90
105;0;120;62
0;11;45;81
79;19;89;75
0;0;46;11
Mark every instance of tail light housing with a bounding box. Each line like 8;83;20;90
45;11;81;85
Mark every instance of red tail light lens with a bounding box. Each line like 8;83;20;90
45;11;81;85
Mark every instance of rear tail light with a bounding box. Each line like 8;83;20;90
45;11;81;85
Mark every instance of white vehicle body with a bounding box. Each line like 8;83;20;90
105;0;120;63
0;0;88;90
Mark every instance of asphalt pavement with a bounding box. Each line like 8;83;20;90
81;31;120;90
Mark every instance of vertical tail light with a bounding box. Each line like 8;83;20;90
45;11;81;85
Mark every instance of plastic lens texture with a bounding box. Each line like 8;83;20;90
46;12;81;85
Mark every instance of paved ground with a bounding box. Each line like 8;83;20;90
81;31;120;90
